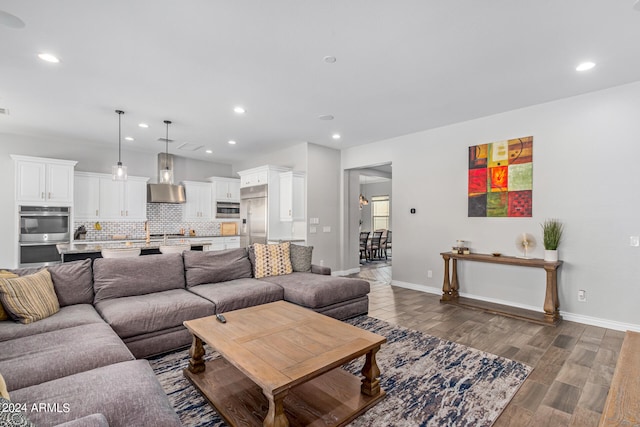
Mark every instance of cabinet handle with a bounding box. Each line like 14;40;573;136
96;210;99;216
126;210;129;216
121;210;124;216
48;192;52;199
289;209;292;216
41;192;45;199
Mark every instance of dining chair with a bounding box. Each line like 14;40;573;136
382;230;391;259
368;231;384;261
359;231;370;261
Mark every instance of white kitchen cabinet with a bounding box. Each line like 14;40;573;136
74;172;149;221
12;155;77;205
238;169;269;188
279;171;305;222
208;177;240;201
182;181;212;221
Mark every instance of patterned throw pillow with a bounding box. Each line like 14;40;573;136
252;242;293;279
0;269;60;324
290;244;313;272
0;270;18;321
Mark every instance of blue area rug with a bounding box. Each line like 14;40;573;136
149;316;531;426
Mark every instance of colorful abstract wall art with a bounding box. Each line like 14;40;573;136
468;136;533;217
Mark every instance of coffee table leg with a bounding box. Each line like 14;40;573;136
263;389;289;427
361;346;381;396
188;335;205;374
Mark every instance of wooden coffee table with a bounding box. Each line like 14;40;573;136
183;301;386;427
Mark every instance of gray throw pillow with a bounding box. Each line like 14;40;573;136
290;244;313;272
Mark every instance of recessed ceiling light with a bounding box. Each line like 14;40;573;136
138;123;149;128
576;61;596;72
233;106;246;114
125;136;134;141
332;133;341;140
634;0;640;11
318;114;334;121
323;56;337;63
228;140;237;145
205;149;213;154
37;53;59;63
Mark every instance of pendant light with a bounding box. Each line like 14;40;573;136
112;110;127;181
159;120;173;184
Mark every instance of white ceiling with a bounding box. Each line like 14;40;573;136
1;1;639;164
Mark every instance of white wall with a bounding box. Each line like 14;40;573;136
342;81;640;329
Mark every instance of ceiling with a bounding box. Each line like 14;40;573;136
1;1;639;165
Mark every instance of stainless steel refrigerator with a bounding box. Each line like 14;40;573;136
240;184;268;247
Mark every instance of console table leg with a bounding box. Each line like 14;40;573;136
451;259;459;299
441;255;452;301
263;389;289;427
361;346;381;396
544;265;561;323
188;335;205;374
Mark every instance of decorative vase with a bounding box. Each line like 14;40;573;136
544;249;558;262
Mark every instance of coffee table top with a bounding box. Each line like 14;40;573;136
183;301;386;394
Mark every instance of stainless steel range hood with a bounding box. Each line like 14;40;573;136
147;153;186;203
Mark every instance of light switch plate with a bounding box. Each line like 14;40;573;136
310;226;317;234
322;226;331;233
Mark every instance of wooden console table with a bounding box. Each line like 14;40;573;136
440;252;563;326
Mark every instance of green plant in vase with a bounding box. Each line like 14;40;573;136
541;219;563;261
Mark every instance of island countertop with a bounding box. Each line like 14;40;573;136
57;238;215;255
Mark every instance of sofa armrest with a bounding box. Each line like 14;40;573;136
311;264;331;275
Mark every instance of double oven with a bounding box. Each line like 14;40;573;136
19;206;70;267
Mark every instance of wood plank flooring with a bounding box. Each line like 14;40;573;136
350;261;624;427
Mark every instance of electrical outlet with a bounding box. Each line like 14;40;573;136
427;270;433;278
309;226;317;234
578;289;587;302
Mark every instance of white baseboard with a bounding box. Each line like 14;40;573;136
390;280;640;332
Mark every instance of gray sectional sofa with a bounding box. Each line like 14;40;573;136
0;246;370;426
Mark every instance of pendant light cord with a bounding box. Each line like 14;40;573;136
116;109;124;164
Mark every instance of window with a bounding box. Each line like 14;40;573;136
371;195;389;230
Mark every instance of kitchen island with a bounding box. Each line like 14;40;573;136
57;237;215;262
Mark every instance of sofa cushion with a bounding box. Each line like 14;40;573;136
48;259;94;306
259;272;370;309
0;323;134;392
0;269;60;324
93;253;186;303
10;360;182;427
189;278;284;313
183;248;252;287
95;289;215;339
0;304;105;342
55;413;109;427
252;242;293;278
290;244;313;272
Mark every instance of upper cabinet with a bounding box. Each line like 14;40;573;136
74;172;149;221
208;177;240;202
12;155;77;205
238;169;269;188
182;181;212;221
279;171;305;222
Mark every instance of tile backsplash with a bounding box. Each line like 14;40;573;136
74;203;223;240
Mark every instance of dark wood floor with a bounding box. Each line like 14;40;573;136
350;260;624;427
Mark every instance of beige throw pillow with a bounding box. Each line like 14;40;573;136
0;269;60;324
252;242;293;279
0;372;8;400
0;270;18;321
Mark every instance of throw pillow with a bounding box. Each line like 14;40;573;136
0;372;8;399
252;242;293;279
0;269;60;324
290;244;313;272
0;270;18;321
0;397;35;427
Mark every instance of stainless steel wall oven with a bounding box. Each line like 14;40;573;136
19;206;70;267
216;201;240;218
